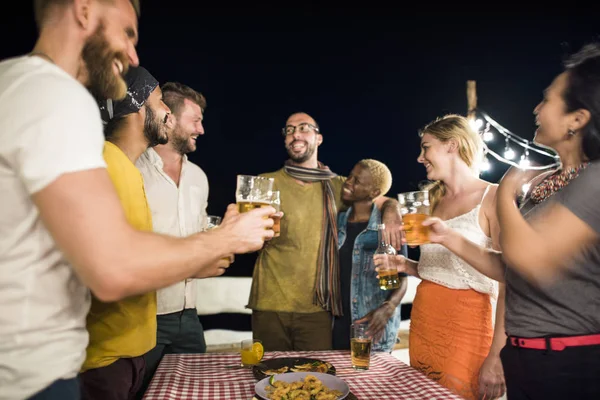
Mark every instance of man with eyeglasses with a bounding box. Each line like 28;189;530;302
247;112;402;351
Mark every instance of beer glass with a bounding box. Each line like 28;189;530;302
205;215;222;230
236;175;274;213
268;190;281;237
398;190;431;246
350;322;373;370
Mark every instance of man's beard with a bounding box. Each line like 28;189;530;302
170;125;195;155
144;105;169;147
82;22;128;100
287;140;316;163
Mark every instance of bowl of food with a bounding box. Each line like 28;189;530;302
255;372;349;400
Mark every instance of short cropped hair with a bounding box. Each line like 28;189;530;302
161;82;207;117
357;159;393;197
34;0;140;30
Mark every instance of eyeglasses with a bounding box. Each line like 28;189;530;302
281;123;320;136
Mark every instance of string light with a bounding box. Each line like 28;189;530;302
503;137;515;160
519;149;531;168
482;128;494;142
470;108;560;174
469;118;484;132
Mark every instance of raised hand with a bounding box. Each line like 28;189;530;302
219;204;275;254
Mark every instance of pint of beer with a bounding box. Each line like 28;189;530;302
398;190;431;246
236;175;274;213
350;323;373;370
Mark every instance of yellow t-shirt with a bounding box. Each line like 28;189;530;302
247;168;346;313
81;141;157;372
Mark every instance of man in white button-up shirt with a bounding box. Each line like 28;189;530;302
136;82;215;393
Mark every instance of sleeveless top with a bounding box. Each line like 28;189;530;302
417;185;499;300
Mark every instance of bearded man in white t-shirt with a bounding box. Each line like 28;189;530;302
0;1;275;399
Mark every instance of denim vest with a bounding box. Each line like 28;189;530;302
337;204;406;352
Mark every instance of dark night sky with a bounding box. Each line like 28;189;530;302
2;6;599;276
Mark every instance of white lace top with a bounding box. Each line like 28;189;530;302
417;186;499;300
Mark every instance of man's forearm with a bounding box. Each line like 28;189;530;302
86;228;232;301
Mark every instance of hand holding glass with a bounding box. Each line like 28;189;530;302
398;190;431;246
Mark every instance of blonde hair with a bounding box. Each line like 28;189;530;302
357;159;393;198
419;114;484;210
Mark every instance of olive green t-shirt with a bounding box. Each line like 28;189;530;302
247;168;346;313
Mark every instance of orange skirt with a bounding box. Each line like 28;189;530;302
409;280;493;400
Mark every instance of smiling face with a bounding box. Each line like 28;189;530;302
284;113;322;164
81;0;139;100
342;164;380;204
169;98;204;154
143;86;172;147
417;133;454;181
533;72;574;149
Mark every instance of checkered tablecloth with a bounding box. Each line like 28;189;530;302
143;350;464;399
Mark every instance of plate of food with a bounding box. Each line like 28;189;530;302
255;372;349;400
253;357;335;381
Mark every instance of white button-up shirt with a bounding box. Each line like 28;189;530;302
137;148;209;315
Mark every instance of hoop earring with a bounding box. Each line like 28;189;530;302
568;129;576;136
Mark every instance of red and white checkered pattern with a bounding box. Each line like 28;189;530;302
144;350;464;399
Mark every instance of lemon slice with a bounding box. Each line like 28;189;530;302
252;342;264;361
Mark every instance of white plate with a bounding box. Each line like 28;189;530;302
255;371;349;400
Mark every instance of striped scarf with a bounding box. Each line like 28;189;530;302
283;160;342;317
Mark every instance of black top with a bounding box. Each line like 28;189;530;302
332;221;368;350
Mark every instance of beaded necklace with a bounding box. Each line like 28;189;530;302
529;162;590;204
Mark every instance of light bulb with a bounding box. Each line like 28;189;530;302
482;130;494;142
519;150;530;168
470;118;484;131
504;147;515;160
480;158;491;172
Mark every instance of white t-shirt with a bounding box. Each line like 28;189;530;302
136;148;209;314
0;55;106;399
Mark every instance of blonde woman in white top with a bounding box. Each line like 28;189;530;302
375;114;506;400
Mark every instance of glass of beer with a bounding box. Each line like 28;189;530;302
350;322;373;371
236;175;274;213
398;190;431;246
269;191;281;237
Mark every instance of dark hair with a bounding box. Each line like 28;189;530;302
563;42;600;161
103;115;126;140
33;0;140;30
161;82;206;117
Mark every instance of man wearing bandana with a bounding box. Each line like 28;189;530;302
79;66;224;400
